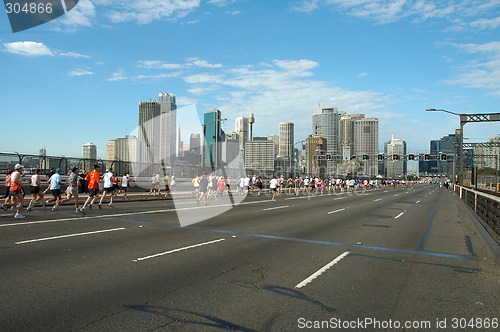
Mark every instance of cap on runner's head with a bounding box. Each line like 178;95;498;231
93;164;100;169
14;164;24;170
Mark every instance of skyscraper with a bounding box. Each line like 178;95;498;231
235;117;249;151
137;92;177;167
158;92;177;165
203;109;225;169
339;114;365;160
353;117;379;177
384;135;405;177
312;107;345;174
245;138;275;175
278;122;294;158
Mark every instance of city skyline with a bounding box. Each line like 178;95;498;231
1;1;499;157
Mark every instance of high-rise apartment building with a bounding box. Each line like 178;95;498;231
245;137;275;175
106;135;138;175
82;142;97;172
353;117;379;177
312;107;345;175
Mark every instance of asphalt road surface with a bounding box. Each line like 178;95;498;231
1;184;499;331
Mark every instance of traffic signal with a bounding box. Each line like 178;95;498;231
441;154;447;161
424;154;430;161
393;154;399;160
362;154;369;160
378;154;384;161
408;154;415;160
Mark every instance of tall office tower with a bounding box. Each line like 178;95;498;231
190;133;201;152
138;100;161;164
312;107;345;175
353;117;379;177
278;122;294;158
176;127;182;158
106;139;116;162
267;134;279;156
158;92;177;165
235;117;249;151
384;135;405;177
203;109;225;169
306;135;327;178
339;114;365;160
245;138;275;175
82;142;97;172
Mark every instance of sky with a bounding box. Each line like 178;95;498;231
1;0;499;159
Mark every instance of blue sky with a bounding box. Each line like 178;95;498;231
1;0;499;158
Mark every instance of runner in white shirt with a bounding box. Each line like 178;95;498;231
269;176;278;201
99;169;115;208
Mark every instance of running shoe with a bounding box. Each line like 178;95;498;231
14;213;25;219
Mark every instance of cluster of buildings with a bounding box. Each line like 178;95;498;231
76;91;498;180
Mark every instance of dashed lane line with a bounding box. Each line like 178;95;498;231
133;238;225;262
15;228;126;245
295;251;350;288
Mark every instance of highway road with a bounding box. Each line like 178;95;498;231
0;184;498;331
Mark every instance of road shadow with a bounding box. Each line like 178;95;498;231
261;285;336;313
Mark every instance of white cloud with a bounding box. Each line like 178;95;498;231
291;0;320;13
104;0;201;24
306;0;500;27
57;0;96;30
187;57;223;68
108;71;127;81
182;58;386;140
137;60;183;69
59;51;91;58
3;41;54;56
69;69;93;77
470;16;500;30
445;41;500;95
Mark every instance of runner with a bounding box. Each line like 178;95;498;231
198;173;209;206
5;164;25;218
98;168;115;208
27;169;44;211
61;167;80;212
2;169;13;207
46;167;64;211
269;176;278;201
80;164;101;213
170;173;176;192
121;172;130;200
163;173;171;197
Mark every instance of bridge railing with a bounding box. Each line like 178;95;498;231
455;185;500;242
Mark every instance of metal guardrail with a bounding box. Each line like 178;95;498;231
455;185;500;243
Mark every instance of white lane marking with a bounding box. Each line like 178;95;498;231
394;194;399;197
374;198;382;202
295;251;350;289
15;228;126;245
334;197;346;200
416;200;420;204
328;208;346;215
395;211;405;219
134;238;225;262
263;205;289;211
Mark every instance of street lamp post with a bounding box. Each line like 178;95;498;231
426;108;500;187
